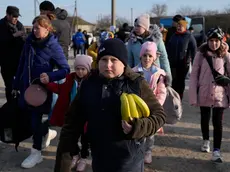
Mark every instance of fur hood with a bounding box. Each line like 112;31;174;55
129;24;162;44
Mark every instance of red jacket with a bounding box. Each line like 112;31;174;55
46;72;77;126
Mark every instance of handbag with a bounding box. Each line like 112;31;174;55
204;54;230;87
24;78;48;107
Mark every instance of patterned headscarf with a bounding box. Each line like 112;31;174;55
207;27;224;40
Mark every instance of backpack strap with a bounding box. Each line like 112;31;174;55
204;54;220;79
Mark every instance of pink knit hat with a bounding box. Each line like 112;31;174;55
140;41;158;60
74;55;93;72
135;14;150;31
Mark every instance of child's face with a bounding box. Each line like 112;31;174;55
141;53;155;69
75;66;88;78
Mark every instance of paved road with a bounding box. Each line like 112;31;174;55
1;58;230;172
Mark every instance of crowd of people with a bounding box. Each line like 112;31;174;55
1;1;230;172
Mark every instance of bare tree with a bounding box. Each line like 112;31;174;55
116;17;130;28
203;10;219;16
194;8;204;16
176;6;204;16
96;15;130;30
176;6;194;16
96;15;111;30
151;4;167;17
224;5;230;14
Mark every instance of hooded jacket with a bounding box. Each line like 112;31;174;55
127;24;172;83
52;8;71;58
189;42;230;108
54;67;166;172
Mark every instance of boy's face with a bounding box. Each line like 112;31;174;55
75;66;88;78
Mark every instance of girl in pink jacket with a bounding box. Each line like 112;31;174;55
133;41;167;164
189;27;230;163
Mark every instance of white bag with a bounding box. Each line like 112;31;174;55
163;86;183;124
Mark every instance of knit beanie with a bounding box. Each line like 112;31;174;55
173;14;184;22
39;1;55;11
135;14;150;31
140;41;158;61
97;39;128;66
178;20;188;28
74;55;93;72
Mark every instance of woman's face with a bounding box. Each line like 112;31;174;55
75;66;88;78
134;25;145;36
98;55;125;79
177;24;186;33
33;22;49;39
141;53;155;69
208;38;221;51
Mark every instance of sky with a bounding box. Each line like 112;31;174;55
0;0;229;26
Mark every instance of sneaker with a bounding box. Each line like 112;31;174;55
76;158;87;171
144;151;152;164
71;155;80;169
157;127;164;135
21;148;43;168
212;150;223;163
42;129;57;149
201;140;210;153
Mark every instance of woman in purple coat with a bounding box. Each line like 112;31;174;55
13;15;70;169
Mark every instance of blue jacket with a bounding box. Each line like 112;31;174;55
72;32;85;45
13;33;70;113
127;25;172;83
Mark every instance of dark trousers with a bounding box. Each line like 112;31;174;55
72;132;89;158
32;112;49;150
84;43;89;54
200;107;224;149
74;44;85;56
1;64;17;102
171;64;189;100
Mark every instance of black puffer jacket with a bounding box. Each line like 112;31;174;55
0;17;25;67
52;8;71;58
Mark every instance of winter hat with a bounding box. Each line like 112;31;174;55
159;23;164;28
207;27;224;40
135;14;150;31
173;14;184;22
97;39;128;66
74;55;93;72
39;1;55;11
140;41;158;61
178;20;188;28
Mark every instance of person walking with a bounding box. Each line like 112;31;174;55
127;14;172;84
189;27;230;163
133;41;167;164
12;15;70;168
0;6;25;102
54;39;166;172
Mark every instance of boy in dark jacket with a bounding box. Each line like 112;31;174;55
54;39;166;172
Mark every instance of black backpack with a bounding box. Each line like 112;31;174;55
0;96;33;151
